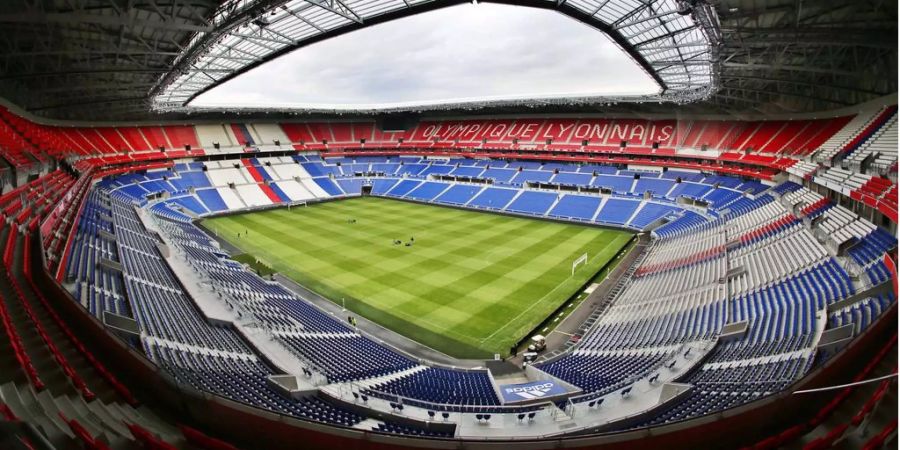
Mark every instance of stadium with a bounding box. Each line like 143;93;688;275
0;0;896;449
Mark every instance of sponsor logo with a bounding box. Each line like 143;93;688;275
504;382;555;400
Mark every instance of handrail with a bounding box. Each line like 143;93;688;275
566;341;691;406
336;380;555;414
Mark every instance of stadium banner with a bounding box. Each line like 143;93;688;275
499;380;568;404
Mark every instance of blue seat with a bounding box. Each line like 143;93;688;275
468;187;518;209
505;191;557;215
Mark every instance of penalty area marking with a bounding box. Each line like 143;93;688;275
478;236;623;347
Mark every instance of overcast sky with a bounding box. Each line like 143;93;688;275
190;3;659;108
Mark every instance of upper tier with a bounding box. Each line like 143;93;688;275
0;102;896;223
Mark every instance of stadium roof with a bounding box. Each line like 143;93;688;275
153;0;720;110
0;0;895;121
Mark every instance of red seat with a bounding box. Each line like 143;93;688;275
861;419;898;450
803;423;849;450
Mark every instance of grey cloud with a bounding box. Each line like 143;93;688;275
192;3;658;107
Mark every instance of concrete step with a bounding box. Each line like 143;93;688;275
0;382;73;443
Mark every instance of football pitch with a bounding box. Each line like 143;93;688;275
203;196;633;359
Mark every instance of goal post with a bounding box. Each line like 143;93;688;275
572;253;588;276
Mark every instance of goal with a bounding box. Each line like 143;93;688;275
571;253;588;276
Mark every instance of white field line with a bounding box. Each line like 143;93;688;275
478;235;625;346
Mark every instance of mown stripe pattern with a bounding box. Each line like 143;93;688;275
204;197;633;358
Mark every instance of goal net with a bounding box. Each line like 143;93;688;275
571;253;588;276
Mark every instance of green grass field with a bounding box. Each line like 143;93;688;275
202;196;633;358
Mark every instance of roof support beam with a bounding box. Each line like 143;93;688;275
723;86;853;106
29;96;148;111
632;25;699;47
0;68;169;80
304;0;363;24
723;62;858;77
614;9;679;31
720;75;884;96
0;11;213;33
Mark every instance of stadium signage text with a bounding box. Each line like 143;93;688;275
419;120;675;145
499;380;568;403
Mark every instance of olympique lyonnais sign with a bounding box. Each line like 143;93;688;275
499;380;569;404
417;120;677;145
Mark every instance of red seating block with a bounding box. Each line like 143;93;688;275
180;425;240;450
127;423;178;450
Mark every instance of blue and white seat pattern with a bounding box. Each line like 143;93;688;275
56;158;896;437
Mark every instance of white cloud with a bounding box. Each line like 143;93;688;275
190;3;659;108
